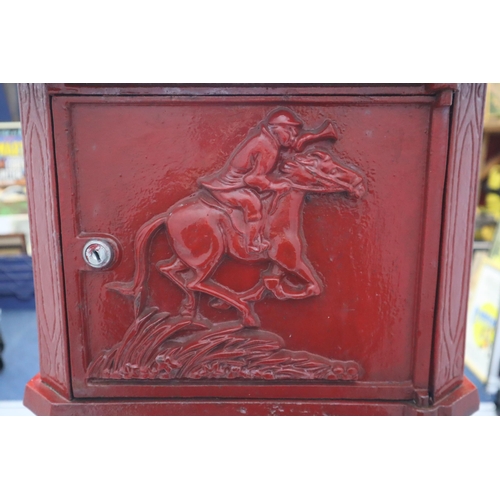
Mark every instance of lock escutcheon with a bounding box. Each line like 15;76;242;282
83;239;114;269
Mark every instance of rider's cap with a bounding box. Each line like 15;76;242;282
268;110;302;127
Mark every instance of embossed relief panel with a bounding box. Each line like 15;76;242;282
52;96;445;399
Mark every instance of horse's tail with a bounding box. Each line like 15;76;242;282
106;213;168;298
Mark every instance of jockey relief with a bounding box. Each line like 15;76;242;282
88;108;366;382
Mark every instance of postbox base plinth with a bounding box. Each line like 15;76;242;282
23;374;479;416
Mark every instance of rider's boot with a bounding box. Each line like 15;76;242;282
248;236;270;253
247;224;270;253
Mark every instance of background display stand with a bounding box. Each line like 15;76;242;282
486;326;500;412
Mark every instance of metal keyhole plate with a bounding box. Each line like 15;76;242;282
83;240;113;269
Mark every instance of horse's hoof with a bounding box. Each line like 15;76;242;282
263;276;280;290
306;284;321;296
263;277;287;300
242;314;260;328
179;304;195;319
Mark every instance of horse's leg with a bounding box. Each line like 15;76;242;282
231;264;275;304
185;266;260;328
265;252;322;300
157;257;198;318
167;205;258;326
293;259;322;297
262;264;291;300
212;264;271;307
275;258;322;299
238;280;267;303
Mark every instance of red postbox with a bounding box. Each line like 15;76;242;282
20;84;485;415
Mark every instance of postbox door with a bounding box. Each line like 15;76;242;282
51;91;450;401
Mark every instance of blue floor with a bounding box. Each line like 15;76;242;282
0;308;39;400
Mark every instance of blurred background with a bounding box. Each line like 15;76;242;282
463;83;500;416
0;83;37;415
1;83;499;416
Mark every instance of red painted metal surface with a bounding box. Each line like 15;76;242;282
432;84;487;400
24;373;479;416
20;84;485;415
18;84;71;399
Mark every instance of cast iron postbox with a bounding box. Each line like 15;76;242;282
20;83;485;415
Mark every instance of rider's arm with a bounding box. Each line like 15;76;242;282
243;138;292;192
244;152;275;191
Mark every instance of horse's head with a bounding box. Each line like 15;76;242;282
280;149;365;198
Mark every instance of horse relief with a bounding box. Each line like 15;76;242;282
88;108;366;382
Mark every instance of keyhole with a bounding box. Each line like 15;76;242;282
83;240;113;269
